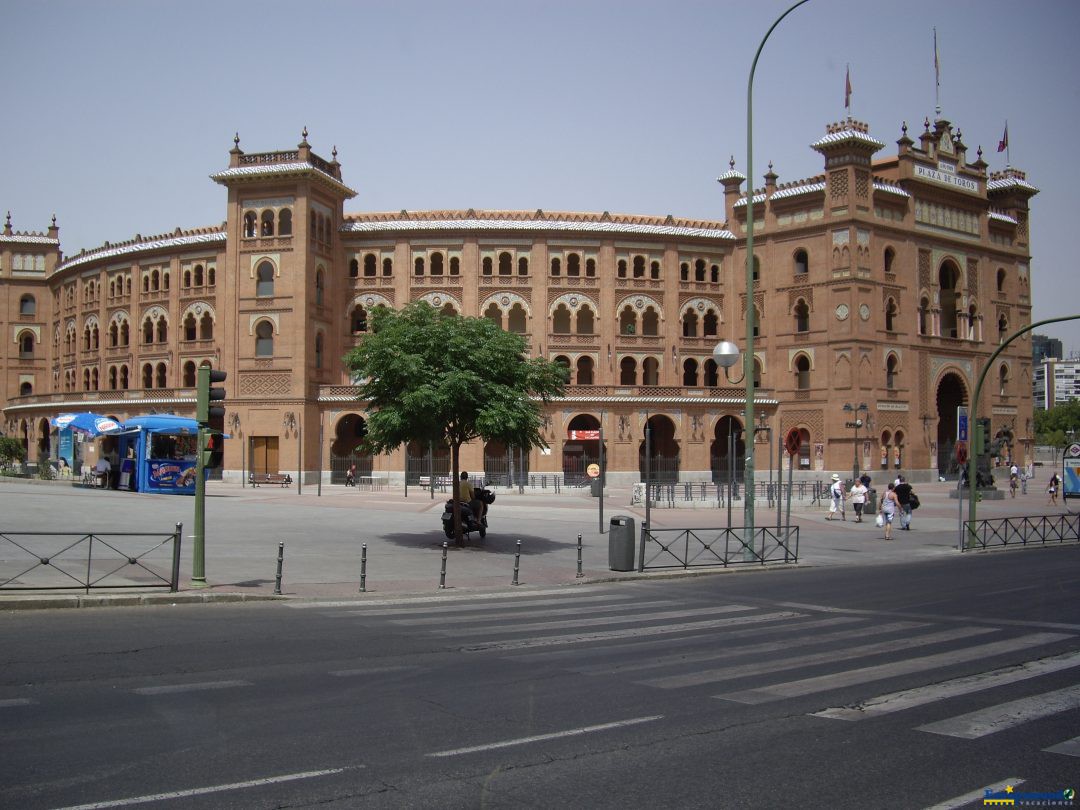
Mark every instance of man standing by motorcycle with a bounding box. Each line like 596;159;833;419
459;471;486;525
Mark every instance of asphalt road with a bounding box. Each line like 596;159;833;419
2;547;1078;809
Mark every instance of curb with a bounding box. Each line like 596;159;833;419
0;591;284;611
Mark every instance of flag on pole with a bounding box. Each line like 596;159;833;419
997;122;1009;153
844;65;852;111
933;28;940;90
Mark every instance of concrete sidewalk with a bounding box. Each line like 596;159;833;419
0;475;1075;609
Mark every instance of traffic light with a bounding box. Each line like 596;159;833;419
202;432;224;468
196;365;227;426
974;418;992;456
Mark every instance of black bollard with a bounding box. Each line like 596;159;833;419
439;542;448;589
512;540;522;586
359;543;367;593
274;541;284;595
576;533;583;578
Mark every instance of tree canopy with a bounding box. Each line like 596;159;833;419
344;302;567;541
1034;399;1080;449
0;437;25;465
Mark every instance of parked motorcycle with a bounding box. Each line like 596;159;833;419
441;487;495;541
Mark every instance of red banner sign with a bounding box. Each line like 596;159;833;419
569;430;601;440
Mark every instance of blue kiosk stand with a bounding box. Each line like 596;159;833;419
115;415;203;495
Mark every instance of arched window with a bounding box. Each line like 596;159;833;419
143;317;154;344
550;257;561;276
585;258;595;277
109;321;119;347
642;357;660;385
382;257;393;276
19;294;35;315
884;247;895;274
566;253;580;277
364;254;376;277
255;321;274;356
256;261;275;296
150;270;160;291
414;257;425;276
183;361;196;387
506;303;526;333
794;249;808;275
120;320;130;347
703;309;719;337
576;305;595;335
18;332;33;359
108;367;117;390
751;305;762;338
967;304;978;341
694;259;706;282
703;359;719;387
142;274;150;293
193;264;204;286
142;364;153;388
278;208;292;236
886;354;898;389
119;364;129;389
753;358;762;388
184;314;197;341
155;363;167;388
939;262;960;338
315;333;324;370
885;299;898;332
998;314;1008;343
207;267;215;287
620;357;637;385
918;297;930;335
576;356;594;385
554;355;571;381
243;211;257;238
200;312;213;340
795;354;811;390
997;268;1006;293
518;256;529;276
83;369;90;391
642;307;659;336
617;259;627;279
683;359;699;386
20;381;32;396
752;256;761;282
446;256;458;276
155;318;167;343
499;252;512;276
680;262;689;281
162;271;170;292
484;303;503;329
999;363;1009;395
431;252;444;276
619;306;637;335
315;268;325;305
349;258;359;278
183;269;192;289
651;260;661;280
794;300;809;333
682;310;699;337
710;264;720;283
552;304;571;334
482;256;493;275
351;306;367;333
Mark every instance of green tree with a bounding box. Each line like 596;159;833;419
1035;399;1080;464
0;436;25;464
344;302;568;543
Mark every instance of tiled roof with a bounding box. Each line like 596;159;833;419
56;231;226;272
988;211;1018;225
732;193;768;209
987;175;1039;194
770;181;827;201
211;161;357;197
0;234;59;245
716;168;746;182
341;213;734;241
873;181;910;198
811;128;885;150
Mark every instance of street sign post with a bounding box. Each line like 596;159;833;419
957;406;968;443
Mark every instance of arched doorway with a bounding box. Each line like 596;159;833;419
639;415;679;482
563;414;604;485
710;416;745;484
484;439;531;486
935;372;968;476
330;413;373;484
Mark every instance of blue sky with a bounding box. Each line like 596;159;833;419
3;0;1079;352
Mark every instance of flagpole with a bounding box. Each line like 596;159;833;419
933;27;941;117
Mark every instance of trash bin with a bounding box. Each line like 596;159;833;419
609;515;636;571
865;488;877;513
591;479;602;497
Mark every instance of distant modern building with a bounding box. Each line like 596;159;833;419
1032;333;1063;363
1034;357;1080;410
1;115;1038;484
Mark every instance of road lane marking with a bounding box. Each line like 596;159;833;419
133;680;251;695
920;777;1024;810
917;683;1080;738
776;601;1080;632
426;715;664;758
325;593;633;617
0;698;36;708
575;621;926;677
463;611;804;651
46;767;355;810
434;605;754;636
1044;735;1080;757
329;665;420;677
285;587;609;609
389;599;675;625
645;626;996;689
717;632;1073;704
814;649;1080;720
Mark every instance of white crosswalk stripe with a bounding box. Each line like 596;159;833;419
432;604;753;636
916;683;1080;739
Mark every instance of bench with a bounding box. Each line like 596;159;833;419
249;472;293;488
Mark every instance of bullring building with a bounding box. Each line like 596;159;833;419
0;115;1037;485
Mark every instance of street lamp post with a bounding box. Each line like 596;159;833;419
743;0;812;553
842;402;868;482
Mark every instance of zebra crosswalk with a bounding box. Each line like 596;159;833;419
318;586;1080;771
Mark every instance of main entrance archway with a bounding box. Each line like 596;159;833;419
710;416;745;484
563;414;604;485
935;372;968;476
639;415;679;482
330;413;373;484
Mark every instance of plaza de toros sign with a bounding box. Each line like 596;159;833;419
914;163;979;194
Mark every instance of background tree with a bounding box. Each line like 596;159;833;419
1035;399;1080;465
0;436;26;471
344;302;567;543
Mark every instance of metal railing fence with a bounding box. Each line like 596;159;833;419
961;513;1080;551
0;523;182;592
640;525;799;570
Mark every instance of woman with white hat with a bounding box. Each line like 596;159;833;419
826;473;846;521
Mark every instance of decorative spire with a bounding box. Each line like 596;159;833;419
332;145;338;160
234;132;240;148
924;117;931;131
729;156;735;170
301;126;309;145
901;121;908;136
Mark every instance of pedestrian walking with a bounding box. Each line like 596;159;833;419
894;476;913;530
1047;472;1060;506
879;482;899;540
848;478;868;522
827;473;846;521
